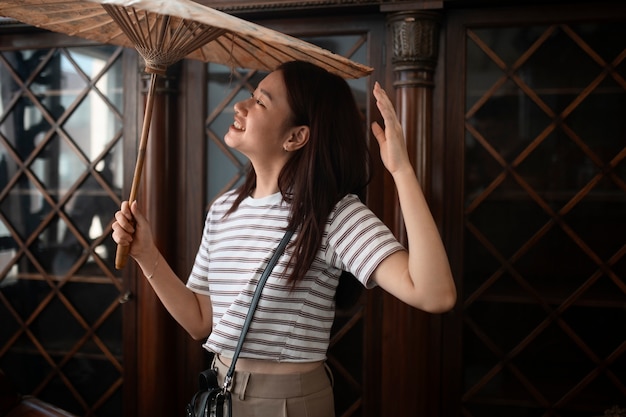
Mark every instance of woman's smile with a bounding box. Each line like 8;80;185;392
232;119;246;131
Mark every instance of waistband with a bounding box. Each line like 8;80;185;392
212;355;332;401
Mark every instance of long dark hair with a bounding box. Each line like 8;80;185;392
229;60;371;284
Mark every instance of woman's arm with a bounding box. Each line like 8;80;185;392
112;201;213;339
369;82;456;313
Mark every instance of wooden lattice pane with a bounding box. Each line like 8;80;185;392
463;22;626;416
0;44;125;417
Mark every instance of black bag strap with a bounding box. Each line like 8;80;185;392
221;229;294;391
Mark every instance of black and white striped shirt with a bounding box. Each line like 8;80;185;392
186;190;404;362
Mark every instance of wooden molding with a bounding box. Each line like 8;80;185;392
198;0;378;12
196;0;443;13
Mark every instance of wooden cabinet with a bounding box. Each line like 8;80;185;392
1;2;624;417
0;36;133;416
441;4;626;416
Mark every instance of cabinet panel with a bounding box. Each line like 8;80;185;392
446;7;626;416
0;40;128;416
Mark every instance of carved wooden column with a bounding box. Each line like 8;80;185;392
390;10;440;233
136;65;180;417
381;10;442;417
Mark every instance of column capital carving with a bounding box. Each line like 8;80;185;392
388;11;441;80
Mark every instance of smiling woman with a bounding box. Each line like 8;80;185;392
111;59;455;416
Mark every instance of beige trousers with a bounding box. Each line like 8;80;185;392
213;356;335;417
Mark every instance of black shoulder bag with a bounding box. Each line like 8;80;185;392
186;229;294;417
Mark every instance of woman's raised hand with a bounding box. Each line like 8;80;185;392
370;82;412;176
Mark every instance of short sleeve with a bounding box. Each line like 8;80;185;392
325;195;405;288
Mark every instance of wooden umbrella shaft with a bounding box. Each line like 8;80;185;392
115;72;159;269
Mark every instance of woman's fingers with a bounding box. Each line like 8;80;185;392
114;202;135;231
371;82;411;174
373;82;399;125
111;201;135;245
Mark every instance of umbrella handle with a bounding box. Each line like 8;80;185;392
115;243;132;270
115;73;158;269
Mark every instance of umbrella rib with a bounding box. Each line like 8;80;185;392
172;21;209;52
21;6;120;41
155;13;170;52
179;25;226;56
208;35;263;70
221;33;357;77
167;19;198;52
102;5;143;48
18;6;104;28
133;9;152;52
169;19;197;51
227;36;291;70
54;11;130;47
215;32;362;78
102;4;226;72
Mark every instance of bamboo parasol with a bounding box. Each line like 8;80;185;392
0;0;373;269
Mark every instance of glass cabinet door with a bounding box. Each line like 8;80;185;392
462;21;626;416
0;44;126;417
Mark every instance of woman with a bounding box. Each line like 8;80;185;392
112;60;456;416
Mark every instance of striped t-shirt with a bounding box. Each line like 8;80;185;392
186;190;405;363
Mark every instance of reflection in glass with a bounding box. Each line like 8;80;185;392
0;44;125;417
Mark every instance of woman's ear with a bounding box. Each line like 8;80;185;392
284;125;309;152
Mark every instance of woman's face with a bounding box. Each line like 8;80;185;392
224;70;296;161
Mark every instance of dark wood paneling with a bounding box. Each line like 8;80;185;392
176;58;210;413
441;8;468;417
137;69;180;417
121;49;140;417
